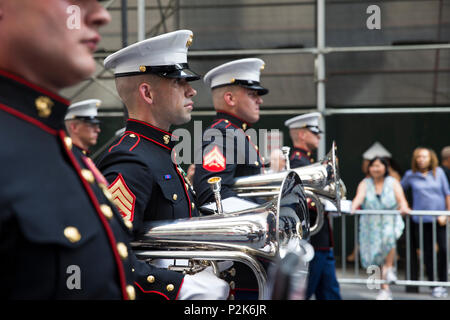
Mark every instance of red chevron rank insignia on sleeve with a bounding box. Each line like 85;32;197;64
202;145;226;172
108;174;136;222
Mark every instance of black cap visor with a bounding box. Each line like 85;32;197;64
115;63;201;81
74;116;101;124
306;125;322;134
212;79;268;95
240;83;269;96
162;67;201;82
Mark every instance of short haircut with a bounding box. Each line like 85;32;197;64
441;146;450;160
368;156;390;177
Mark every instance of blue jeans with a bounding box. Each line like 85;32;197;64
306;249;342;300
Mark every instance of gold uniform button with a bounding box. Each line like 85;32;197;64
117;242;128;260
172;194;178;201
186;34;193;47
242;123;247;130
191;202;195;210
100;204;113;220
124;220;133;230
166;284;175;292
147;275;155;284
81;169;95;184
254;161;259;166
64;226;81;243
129;134;136;138
310;159;315;163
225;120;229;123
64;136;72;150
99;184;113;201
126;285;136;300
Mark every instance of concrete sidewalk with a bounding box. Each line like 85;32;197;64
339;283;450;300
336;270;450;300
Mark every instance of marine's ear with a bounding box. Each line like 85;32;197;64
138;82;155;106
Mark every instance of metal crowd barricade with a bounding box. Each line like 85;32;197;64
331;209;450;288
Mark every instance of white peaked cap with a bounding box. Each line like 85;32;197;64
65;99;101;123
203;58;268;95
104;30;200;80
362;142;392;160
284;112;323;134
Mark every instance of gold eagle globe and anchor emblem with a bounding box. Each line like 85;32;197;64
35;96;54;118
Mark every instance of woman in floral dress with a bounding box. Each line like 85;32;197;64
351;157;410;300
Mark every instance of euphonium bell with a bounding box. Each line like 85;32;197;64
232;141;346;235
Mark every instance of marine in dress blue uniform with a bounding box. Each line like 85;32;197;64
193;58;269;299
0;69;184;300
96;30;229;300
96;30;200;231
285;112;341;300
65;99;102;157
194;58;268;206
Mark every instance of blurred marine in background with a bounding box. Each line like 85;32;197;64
285;112;342;300
0;0;144;299
65;99;102;156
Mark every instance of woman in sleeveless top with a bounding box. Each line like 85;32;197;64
352;157;410;299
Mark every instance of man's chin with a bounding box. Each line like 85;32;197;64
249;115;259;124
71;55;97;80
173;115;191;126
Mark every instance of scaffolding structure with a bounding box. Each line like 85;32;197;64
61;0;450;159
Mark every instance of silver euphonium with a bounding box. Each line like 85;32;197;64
232;141;346;235
131;171;313;300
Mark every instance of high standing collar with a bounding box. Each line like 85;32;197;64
214;111;250;131
292;146;314;162
0;69;70;131
125;119;177;151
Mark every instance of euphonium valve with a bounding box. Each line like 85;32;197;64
208;176;224;215
281;146;291;170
